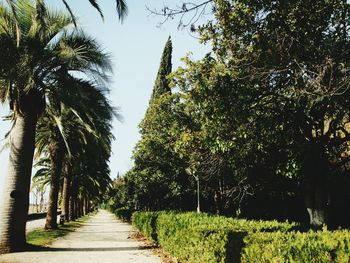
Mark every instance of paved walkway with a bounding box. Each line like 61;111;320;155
0;210;162;263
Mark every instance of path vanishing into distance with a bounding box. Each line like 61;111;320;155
0;210;162;263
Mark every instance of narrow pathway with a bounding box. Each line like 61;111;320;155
0;210;162;263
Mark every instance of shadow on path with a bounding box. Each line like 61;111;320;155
26;244;156;252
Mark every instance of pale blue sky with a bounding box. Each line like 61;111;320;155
0;1;210;194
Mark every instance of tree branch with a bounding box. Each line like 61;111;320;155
146;1;214;30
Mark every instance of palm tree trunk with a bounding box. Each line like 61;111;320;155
82;197;86;216
61;163;71;223
75;199;78;219
0;112;38;253
69;179;78;221
45;133;64;230
77;198;81;218
81;198;84;216
84;197;89;214
69;195;75;221
39;190;45;213
86;197;90;214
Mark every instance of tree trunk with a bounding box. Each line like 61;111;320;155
86;199;89;214
82;197;86;216
303;145;329;227
39;190;44;213
69;195;75;221
81;198;84;216
86;197;90;214
0;112;38;253
71;179;80;220
69;179;77;221
75;198;80;219
214;190;222;215
304;178;328;227
35;192;38;213
78;197;82;218
61;164;71;223
45;132;64;230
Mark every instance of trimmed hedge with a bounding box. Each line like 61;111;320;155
156;212;297;263
113;208;133;222
132;211;160;242
242;229;350;262
132;211;350;263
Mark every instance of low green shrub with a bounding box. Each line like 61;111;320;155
132;211;160;242
155;212;297;263
241;228;350;263
131;211;350;262
132;211;297;262
114;208;133;222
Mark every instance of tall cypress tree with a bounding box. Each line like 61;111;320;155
139;36;173;133
127;36;191;210
150;36;172;100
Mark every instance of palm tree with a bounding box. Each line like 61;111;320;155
6;0;128;42
31;157;50;212
62;84;116;220
8;0;128;20
69;134;114;219
35;80;117;229
35;108;66;229
66;95;116;220
0;0;112;252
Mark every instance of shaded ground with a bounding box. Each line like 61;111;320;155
0;210;162;263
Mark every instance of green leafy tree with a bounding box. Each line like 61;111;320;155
194;0;350;226
170;54;256;215
122;37;192;211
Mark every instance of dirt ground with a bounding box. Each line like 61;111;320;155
0;210;162;263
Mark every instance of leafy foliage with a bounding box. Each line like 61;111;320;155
113;0;350;227
112;208;133;222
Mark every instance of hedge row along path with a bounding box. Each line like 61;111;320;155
0;210;162;263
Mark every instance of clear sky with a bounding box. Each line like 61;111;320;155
0;0;211;194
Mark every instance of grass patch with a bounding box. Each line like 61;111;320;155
26;215;90;246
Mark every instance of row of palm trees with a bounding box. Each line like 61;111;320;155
0;0;123;253
34;78;117;229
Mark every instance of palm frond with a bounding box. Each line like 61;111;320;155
5;0;20;45
88;0;104;20
52;113;71;157
0;115;15;153
32;164;51;190
116;0;128;22
61;0;77;27
56;30;113;77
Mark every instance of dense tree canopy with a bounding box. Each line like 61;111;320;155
109;0;350;228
